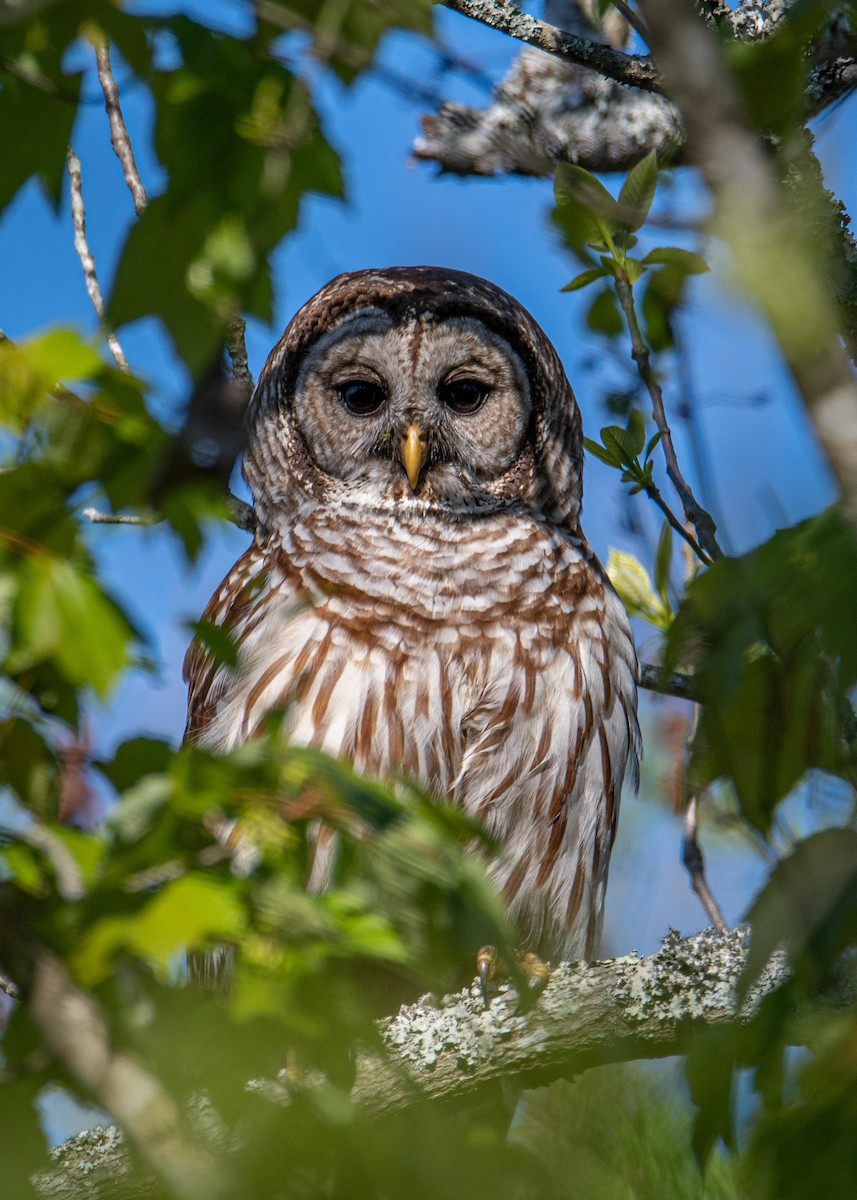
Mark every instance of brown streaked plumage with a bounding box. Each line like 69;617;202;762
184;267;640;963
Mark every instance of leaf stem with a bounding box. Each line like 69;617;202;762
614;272;722;562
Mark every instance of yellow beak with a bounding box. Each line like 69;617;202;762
400;423;428;491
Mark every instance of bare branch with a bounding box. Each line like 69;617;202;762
613;274;721;561
642;478;713;566
82;507;158;526
611;0;650;45
638;661;694;699
682;795;728;933
440;0;661;93
91;37;148;216
0;969;19;1000
83;494;257;534
66;147;131;374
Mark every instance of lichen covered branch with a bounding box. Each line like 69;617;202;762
440;0;661;93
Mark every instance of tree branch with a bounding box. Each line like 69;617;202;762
682;795;728;933
91;36;148;216
638;661;694;699
0;926;231;1200
614;274;721;561
83;493;257;533
418;3;856;178
66;147;131;374
440;1;661;92
37;924;857;1199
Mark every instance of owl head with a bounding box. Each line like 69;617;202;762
244;267;583;530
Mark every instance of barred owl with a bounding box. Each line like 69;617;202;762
184;267;640;965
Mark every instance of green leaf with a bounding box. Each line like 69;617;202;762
626;409;646;457
584;436;623;467
666;508;857;828
10;557;137;697
729;20;807;137
73;873;247;985
561;267;608;292
586;288;624;337
642;247;710;274
554;165;620;262
740;828;857;1001
654;519;673;600
624;257;646;284
190;618;240;669
606;549;673;630
644;431;662;462
0;328;103;432
601;423;640;465
109;24;343;373
0;68;81;214
641;264;687;352
617;149;658;231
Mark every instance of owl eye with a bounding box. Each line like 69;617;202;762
439;377;488;414
337;379;386;416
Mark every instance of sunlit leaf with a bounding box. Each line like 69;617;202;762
617;149;658;231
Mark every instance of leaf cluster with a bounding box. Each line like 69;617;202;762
553;152;708;349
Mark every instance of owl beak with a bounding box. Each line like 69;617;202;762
400;423;428;491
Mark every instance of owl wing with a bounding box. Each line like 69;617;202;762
453;596;640;963
183;542;280;744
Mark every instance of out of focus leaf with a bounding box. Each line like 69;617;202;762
10;556;137;696
586;287;624;337
73;872;246;984
607;549;672;630
642;246;709;274
109;22;343;373
740;828;857;999
666;508;857;828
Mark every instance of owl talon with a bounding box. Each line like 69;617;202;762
475;945;550;1008
476;944;499;1004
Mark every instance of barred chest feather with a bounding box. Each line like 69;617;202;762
189;504;640;962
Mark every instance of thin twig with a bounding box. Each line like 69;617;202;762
66;147;131;374
682;795;728;932
83;494;257;534
0;970;19;1000
82;507;159;526
91;37;148;216
440;0;661;93
614;274;722;561
611;0;651;43
644;480;712;566
638;661;694;699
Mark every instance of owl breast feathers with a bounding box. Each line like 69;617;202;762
184;266;640;963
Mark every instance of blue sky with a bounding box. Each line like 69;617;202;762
2;2;854;964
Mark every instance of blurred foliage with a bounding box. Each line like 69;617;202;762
521;1063;740;1200
0;1;856;1198
554;140;857;1197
